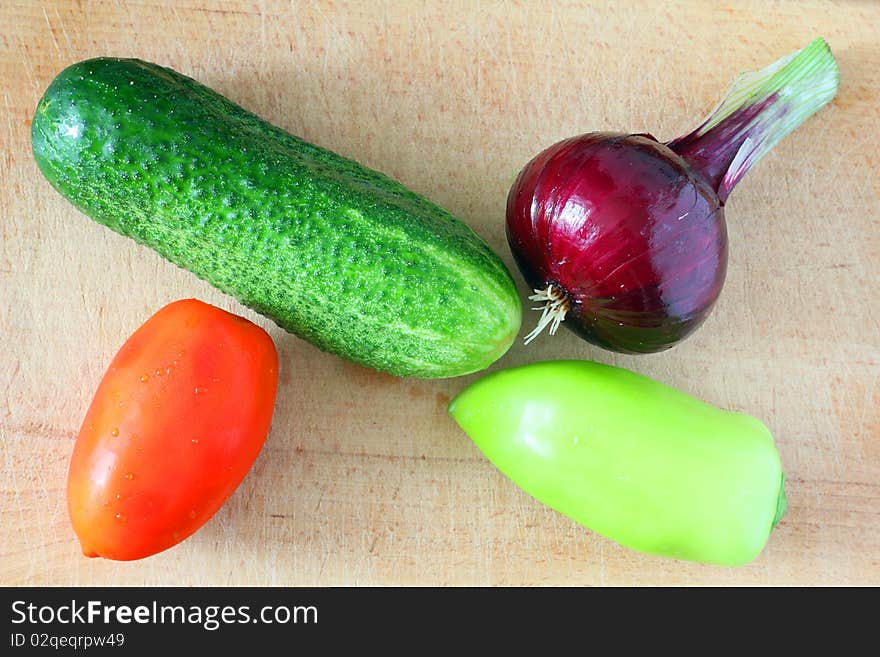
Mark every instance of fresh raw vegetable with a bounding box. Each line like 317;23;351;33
32;58;520;379
507;38;838;353
449;360;786;565
67;299;278;560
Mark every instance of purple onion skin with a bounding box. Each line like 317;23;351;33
506;40;838;353
506;133;727;354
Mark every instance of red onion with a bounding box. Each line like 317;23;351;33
507;38;838;353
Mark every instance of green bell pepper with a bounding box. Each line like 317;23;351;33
448;360;786;566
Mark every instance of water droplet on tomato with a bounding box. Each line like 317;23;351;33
194;387;208;395
191;438;199;444
115;513;126;522
124;472;134;480
139;374;149;383
155;368;163;376
111;427;119;437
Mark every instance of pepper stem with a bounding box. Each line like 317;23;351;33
524;285;570;345
668;37;839;203
772;473;787;529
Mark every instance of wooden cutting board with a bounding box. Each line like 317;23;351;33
2;0;877;586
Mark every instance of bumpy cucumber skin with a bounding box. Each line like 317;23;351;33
32;58;521;378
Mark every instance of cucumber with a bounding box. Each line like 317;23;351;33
32;58;521;378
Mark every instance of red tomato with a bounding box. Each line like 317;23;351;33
67;299;278;560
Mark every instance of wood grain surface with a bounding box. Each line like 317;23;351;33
1;0;878;586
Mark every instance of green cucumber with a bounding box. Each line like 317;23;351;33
32;58;521;378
